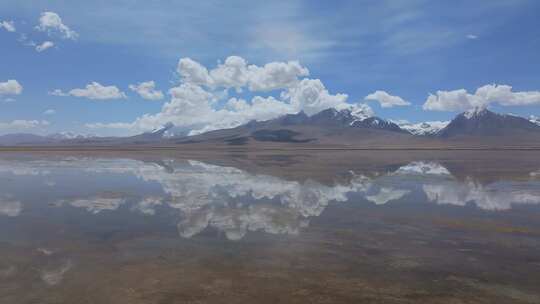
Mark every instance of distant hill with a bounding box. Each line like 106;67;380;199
0;133;52;145
1;107;540;148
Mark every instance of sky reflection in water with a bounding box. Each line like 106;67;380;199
2;154;540;303
1;156;540;240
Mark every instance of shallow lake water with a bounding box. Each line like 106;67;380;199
1;151;540;303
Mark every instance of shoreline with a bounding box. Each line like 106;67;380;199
2;145;540;152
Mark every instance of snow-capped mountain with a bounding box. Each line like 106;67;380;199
438;107;540;137
395;120;449;136
530;115;540;127
47;132;96;140
133;122;190;140
2;107;540;147
278;108;404;132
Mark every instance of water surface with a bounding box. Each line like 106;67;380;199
1;151;540;303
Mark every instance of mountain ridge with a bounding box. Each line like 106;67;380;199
1;107;540;148
438;107;540;138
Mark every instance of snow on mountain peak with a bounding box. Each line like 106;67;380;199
530;115;540;126
464;106;488;119
47;132;95;140
151;122;174;134
334;103;374;125
394;120;449;136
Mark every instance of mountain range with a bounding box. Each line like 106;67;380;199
1;107;540;148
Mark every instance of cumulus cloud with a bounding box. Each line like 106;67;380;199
43;109;56;115
423;84;540;111
466;34;478;39
129;81;164;100
35;11;78;40
87;56;372;136
0;80;23;96
0;20;16;32
246;60;310;91
177;56;310;92
53;82;127;100
365;90;411;108
35;41;54;52
282;78;348;115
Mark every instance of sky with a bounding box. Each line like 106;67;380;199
1;0;540;136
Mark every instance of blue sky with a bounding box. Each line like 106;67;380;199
1;0;540;135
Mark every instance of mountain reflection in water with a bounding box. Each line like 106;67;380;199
1;156;540;240
1;153;540;303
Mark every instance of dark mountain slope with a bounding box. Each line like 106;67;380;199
439;108;540;138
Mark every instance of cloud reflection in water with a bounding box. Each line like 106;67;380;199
2;157;540;240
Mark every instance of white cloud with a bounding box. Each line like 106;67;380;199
282;78;348;115
35;41;54;52
247;60;310;91
466;34;478;39
0;80;23;96
365;187;410;205
365;90;411;108
177;56;310;92
0;120;49;133
53;82;127;100
0;199;22;217
48;89;69;97
87;56;371;136
391;162;540;211
423;84;540;111
423;181;540;211
209;56;249;91
43;109;56;115
0;20;16;32
132;197;163;215
129;81;164;100
35;11;78;40
82;159;371;239
69;197;126;214
177;58;213;87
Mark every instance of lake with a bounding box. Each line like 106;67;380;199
1;150;540;303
